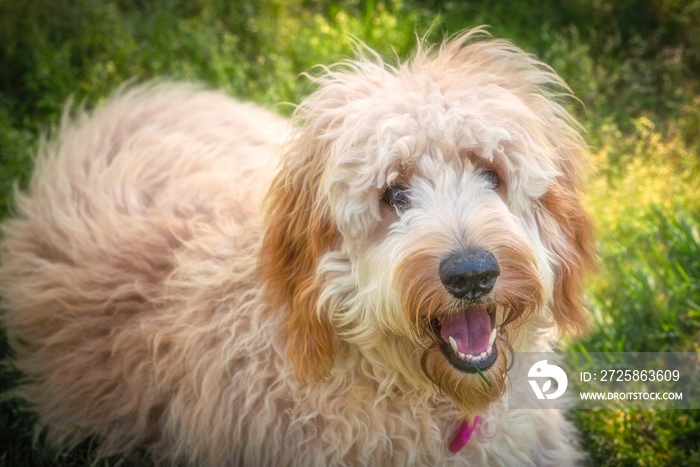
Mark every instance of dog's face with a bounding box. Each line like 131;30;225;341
260;30;594;416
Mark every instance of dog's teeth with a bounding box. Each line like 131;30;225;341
449;336;459;354
479;352;487;359
458;352;466;360
489;328;497;346
465;354;474;361
486;345;492;355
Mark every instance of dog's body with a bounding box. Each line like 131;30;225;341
0;30;594;465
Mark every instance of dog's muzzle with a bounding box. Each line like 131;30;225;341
432;250;501;373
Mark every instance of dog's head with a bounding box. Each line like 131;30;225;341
259;29;594;415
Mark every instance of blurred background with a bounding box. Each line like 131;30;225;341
0;0;698;465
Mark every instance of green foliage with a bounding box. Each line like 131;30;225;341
582;206;700;352
572;206;700;466
0;0;698;465
573;409;700;466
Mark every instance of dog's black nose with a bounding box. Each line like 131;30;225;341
439;250;500;300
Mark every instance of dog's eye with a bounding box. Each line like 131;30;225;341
382;184;410;210
482;169;500;189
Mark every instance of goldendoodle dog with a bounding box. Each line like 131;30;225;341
0;29;594;465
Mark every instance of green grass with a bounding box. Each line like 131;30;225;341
1;0;699;465
586;206;700;354
571;206;700;466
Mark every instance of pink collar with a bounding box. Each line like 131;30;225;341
449;416;480;453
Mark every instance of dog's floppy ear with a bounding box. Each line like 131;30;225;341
259;137;339;382
539;147;596;335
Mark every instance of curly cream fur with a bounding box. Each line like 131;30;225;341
1;29;594;465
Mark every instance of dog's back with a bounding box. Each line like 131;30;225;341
0;84;288;463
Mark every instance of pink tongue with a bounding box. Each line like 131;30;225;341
439;305;491;355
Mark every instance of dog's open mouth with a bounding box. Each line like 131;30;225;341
432;304;499;373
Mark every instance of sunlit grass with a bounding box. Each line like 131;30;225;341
571;90;700;465
571;211;700;467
